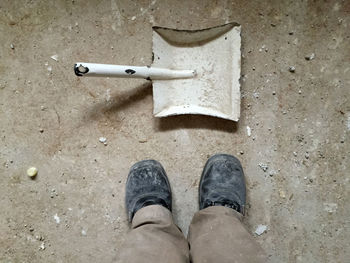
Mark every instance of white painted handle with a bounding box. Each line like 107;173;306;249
74;62;196;80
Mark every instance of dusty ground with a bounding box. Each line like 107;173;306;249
0;0;349;262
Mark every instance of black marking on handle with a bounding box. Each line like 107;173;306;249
74;64;89;76
125;69;136;75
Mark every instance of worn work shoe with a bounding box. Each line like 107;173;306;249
199;154;246;215
126;160;172;222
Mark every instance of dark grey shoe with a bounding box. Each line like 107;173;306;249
199;154;246;214
126;160;172;222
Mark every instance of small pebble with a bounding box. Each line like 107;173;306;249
258;163;269;172
39;128;44;133
269;170;275;177
39;242;45;250
50;55;59;61
35;235;44;241
10;43;14;49
27;167;38;178
279;189;286;198
305;152;310;159
53;213;60;224
240;151;244;155
99;137;107;145
293;151;297;157
305;53;315;61
289;66;296;73
246;126;252;137
298;90;302;94
255;224;267;235
272;91;276;95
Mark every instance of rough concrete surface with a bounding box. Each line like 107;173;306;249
0;0;349;262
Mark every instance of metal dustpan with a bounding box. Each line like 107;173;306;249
74;22;241;121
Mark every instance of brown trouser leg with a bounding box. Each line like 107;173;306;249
119;205;266;263
117;205;190;263
188;206;267;263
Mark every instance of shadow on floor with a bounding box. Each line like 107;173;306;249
155;114;238;133
85;81;238;133
85;82;153;121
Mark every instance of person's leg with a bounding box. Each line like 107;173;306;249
118;160;189;263
188;154;267;263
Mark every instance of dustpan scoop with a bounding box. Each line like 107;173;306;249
74;22;241;121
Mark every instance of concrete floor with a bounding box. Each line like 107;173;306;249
1;0;349;262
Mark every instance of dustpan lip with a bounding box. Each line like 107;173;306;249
154;105;239;122
152;21;240;33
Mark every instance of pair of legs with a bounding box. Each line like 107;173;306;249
118;154;266;263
